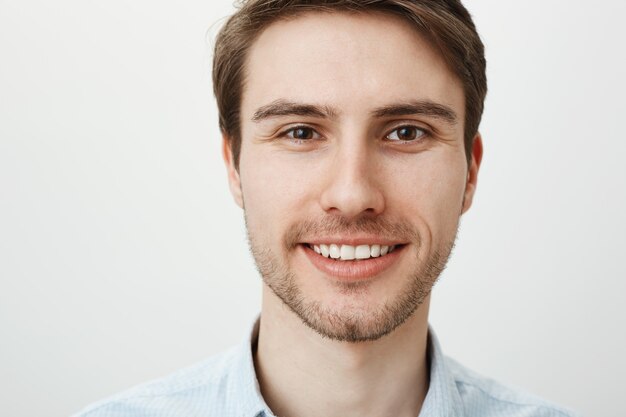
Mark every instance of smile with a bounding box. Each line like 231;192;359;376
301;242;406;280
307;243;397;261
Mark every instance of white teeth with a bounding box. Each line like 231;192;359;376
355;245;370;259
340;245;355;260
311;243;399;260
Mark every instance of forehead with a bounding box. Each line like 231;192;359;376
241;10;464;121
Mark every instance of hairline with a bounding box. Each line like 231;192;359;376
235;7;468;156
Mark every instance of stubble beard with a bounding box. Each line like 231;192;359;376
246;214;457;343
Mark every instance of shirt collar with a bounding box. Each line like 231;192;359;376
232;318;463;417
418;327;464;417
227;318;271;417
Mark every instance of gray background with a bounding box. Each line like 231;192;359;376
1;0;624;416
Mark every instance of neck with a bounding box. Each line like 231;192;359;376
254;285;431;417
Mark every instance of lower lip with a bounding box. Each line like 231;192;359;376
301;244;404;281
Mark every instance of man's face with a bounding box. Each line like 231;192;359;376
224;11;481;342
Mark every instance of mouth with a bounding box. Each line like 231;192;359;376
306;243;399;261
299;242;407;280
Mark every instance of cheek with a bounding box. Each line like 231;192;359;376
238;149;317;237
387;152;467;235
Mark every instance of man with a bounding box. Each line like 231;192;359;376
75;1;577;416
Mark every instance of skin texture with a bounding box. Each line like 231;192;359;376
223;11;482;417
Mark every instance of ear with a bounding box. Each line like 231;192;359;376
461;133;483;214
222;135;244;209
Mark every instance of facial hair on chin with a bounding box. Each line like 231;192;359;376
245;213;457;343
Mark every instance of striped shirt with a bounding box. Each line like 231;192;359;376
73;319;578;417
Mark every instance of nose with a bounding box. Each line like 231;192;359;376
319;144;385;219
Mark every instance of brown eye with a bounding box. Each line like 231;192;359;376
386;126;425;141
285;126;320;140
294;128;313;139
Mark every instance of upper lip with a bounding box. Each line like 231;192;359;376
302;236;407;246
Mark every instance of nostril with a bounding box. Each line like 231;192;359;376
319;171;385;217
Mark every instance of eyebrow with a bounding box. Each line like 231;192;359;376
371;100;458;124
251;98;458;125
252;99;339;122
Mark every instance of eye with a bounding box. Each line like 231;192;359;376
386;125;426;142
283;126;321;141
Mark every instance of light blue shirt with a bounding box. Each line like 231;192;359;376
73;319;578;417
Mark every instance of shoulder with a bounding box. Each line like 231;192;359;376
71;346;241;417
446;357;580;417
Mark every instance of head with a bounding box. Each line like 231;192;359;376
214;0;486;342
214;0;486;171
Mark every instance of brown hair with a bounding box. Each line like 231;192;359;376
212;0;486;169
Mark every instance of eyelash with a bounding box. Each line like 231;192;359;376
385;125;429;143
280;125;322;144
278;124;430;144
